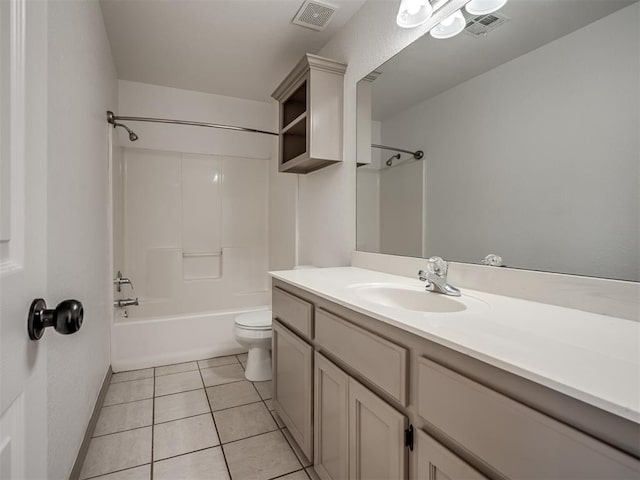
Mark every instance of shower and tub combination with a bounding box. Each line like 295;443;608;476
109;107;279;373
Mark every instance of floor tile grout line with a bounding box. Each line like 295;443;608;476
154;368;199;378
103;396;155;408
98;397;153;412
81;463;152;480
198;363;233;480
278;427;308;470
220;426;282;446
268;468;306;480
155;411;212;427
110;375;155;385
92;423;152;439
152;444;227;466
197;361;240;369
220;427;291;447
210;398;266;415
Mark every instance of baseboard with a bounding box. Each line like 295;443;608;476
69;366;113;480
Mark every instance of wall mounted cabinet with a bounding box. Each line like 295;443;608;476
271;54;347;174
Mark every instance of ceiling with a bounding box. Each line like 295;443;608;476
371;0;637;120
100;0;366;102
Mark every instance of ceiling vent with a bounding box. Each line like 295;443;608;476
292;0;338;31
463;12;510;37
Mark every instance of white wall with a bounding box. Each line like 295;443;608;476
380;3;640;281
117;80;273;158
295;0;468;267
47;1;116;478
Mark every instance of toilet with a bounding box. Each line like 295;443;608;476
234;266;317;381
234;309;273;381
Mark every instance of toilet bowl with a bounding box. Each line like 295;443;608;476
234;310;272;382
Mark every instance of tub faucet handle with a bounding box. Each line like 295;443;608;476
114;271;134;292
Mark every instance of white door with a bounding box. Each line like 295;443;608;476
0;0;49;478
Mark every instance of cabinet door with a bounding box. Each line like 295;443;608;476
314;353;349;480
272;320;313;460
415;429;488;480
349;377;408;480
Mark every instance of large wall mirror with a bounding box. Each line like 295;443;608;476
356;0;639;282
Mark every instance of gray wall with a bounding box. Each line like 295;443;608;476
47;1;116;477
380;4;639;281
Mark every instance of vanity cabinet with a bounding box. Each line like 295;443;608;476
271;279;640;480
314;353;349;480
348;377;407;480
271;54;347;174
415;429;488;480
314;352;407;480
272;320;314;461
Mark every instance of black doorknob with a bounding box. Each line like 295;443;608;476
28;298;84;341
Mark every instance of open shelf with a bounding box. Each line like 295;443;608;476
282;131;307;164
282;81;307;129
282;112;307;136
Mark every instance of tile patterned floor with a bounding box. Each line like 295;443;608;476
80;353;315;480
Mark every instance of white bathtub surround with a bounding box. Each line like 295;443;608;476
111;307;269;372
270;267;640;423
118;148;269;319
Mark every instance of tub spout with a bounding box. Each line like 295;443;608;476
114;298;139;308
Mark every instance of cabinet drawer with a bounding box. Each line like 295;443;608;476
415;429;487;480
315;308;408;405
417;357;640;479
272;286;313;339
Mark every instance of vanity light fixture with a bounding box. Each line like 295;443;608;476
465;0;508;16
430;9;466;39
396;0;433;28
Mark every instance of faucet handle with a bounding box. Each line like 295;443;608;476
482;254;504;267
426;256;448;277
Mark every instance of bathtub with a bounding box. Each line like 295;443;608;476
111;306;271;372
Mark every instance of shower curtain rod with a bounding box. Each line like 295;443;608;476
371;143;424;159
106;111;278;137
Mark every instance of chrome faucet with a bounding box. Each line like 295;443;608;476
113;298;139;308
418;256;461;297
114;271;134;292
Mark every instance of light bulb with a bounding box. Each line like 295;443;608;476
406;0;422;15
396;0;433;28
430;9;466;39
465;0;508;16
440;14;456;27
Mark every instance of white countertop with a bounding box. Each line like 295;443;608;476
270;267;640;424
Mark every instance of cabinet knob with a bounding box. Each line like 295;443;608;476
27;298;84;341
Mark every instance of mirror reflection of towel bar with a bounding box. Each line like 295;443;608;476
182;252;222;257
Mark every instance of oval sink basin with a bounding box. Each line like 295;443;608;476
351;284;467;313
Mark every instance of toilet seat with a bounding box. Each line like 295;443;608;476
235;310;272;330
